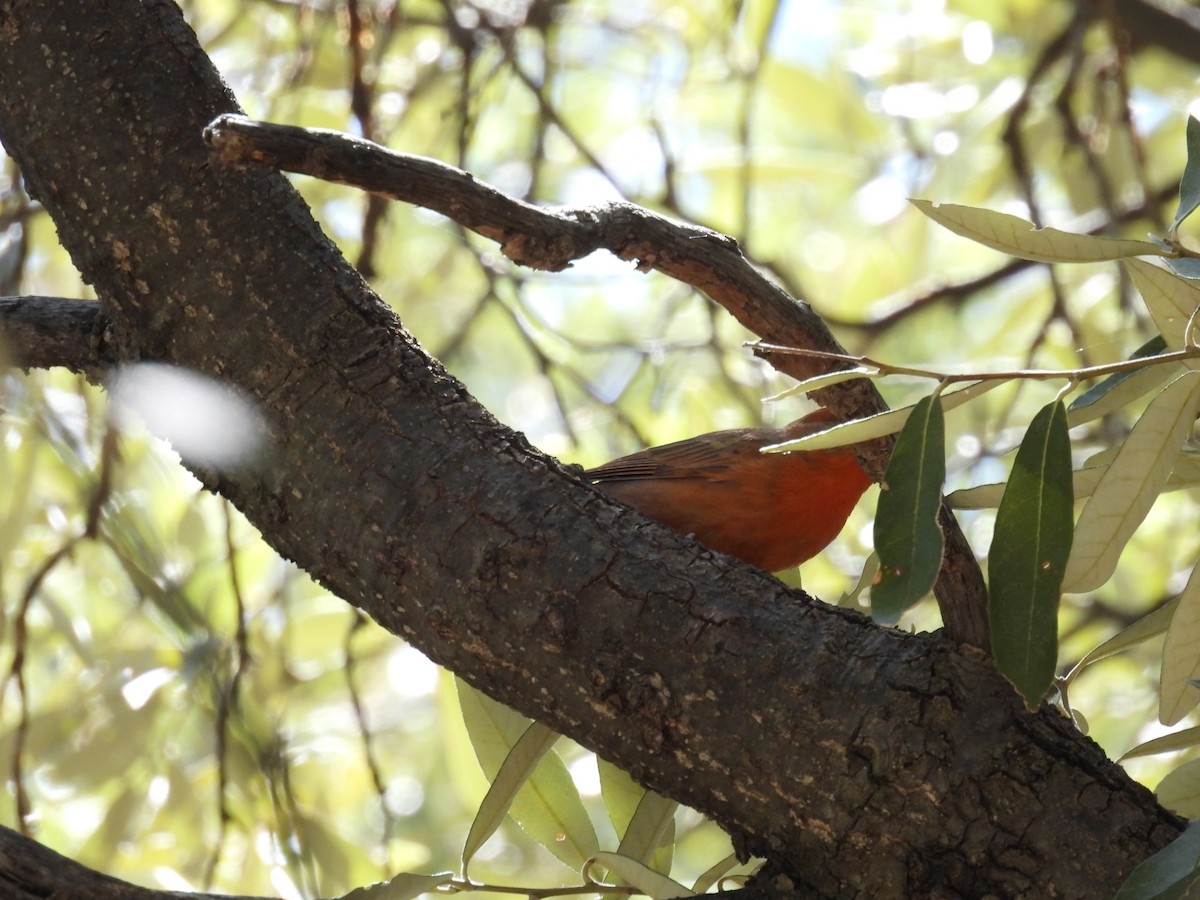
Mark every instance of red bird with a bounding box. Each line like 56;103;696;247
587;408;871;571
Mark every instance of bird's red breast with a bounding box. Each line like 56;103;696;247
587;408;871;571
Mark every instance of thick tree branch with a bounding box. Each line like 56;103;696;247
203;114;991;650
0;1;1182;896
1113;0;1200;65
0;295;107;372
0;824;268;900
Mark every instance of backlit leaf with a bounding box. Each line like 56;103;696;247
952;448;1200;510
988;401;1073;709
1066;597;1178;683
1120;724;1200;762
598;758;644;836
872;395;945;618
762;365;879;401
1171;450;1200;488
912;199;1163;262
597;759;675;876
949;464;1103;510
1162;561;1200;725
837;552;880;608
589;852;694;899
462;720;561;869
617;790;678;868
767;379;999;453
340;872;455;900
1066;336;1175;427
1156;758;1200;818
692;854;741;895
1062;371;1200;593
1125;259;1200;363
456;680;598;872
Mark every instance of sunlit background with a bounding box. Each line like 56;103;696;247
3;0;1200;895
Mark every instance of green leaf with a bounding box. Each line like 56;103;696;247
988;400;1074;709
597;759;675;874
1125;259;1200;363
1120;724;1200;762
598;758;644;836
462;720;561;869
763;365;879;401
872;394;945;619
767;379;999;453
837;552;880;608
1173;115;1200;234
1165;257;1200;281
912;199;1164;262
456;680;599;872
1159;760;1200;818
1113;820;1200;900
949;464;1101;510
1066;336;1173;424
617;790;678;868
1065;597;1179;683
589;852;694;899
1171;450;1200;488
1162;562;1200;725
1062;371;1200;593
339;872;455;900
691;853;741;895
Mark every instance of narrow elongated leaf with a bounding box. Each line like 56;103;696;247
1125;259;1200;363
763;365;879;401
1062;371;1200;593
950;464;1103;510
1066;336;1174;426
597;758;644;836
951;449;1200;510
988;401;1074;709
456;680;598;872
617;790;678;866
456;678;529;775
1156;758;1200;818
597;759;675;875
1113;819;1200;900
462;720;561;869
767;379;999;453
1120;724;1200;762
1172;450;1200;488
872;395;945;618
692;854;740;895
1165;256;1200;280
1173;115;1200;233
837;551;880;608
1162;561;1200;725
340;872;455;900
912;199;1163;262
589;852;694;899
1066;596;1179;682
1068;363;1182;429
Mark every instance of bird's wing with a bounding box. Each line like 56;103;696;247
586;429;766;481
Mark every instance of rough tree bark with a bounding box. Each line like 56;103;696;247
0;1;1184;898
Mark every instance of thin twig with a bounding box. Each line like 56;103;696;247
753;342;1200;386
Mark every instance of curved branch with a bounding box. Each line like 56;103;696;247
202;115;856;379
203;114;992;650
0;824;269;900
0;3;1179;895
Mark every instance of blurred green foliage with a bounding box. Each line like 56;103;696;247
4;0;1200;895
